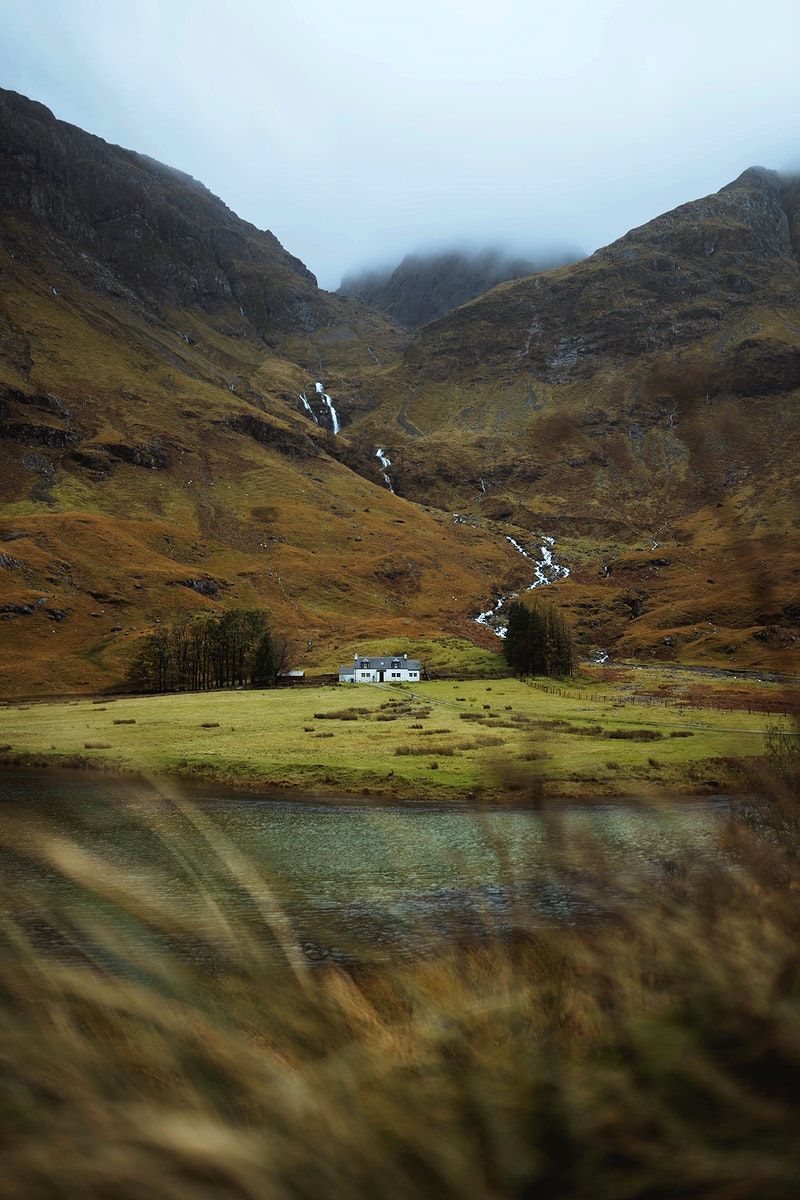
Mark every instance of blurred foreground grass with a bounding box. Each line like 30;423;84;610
2;731;800;1198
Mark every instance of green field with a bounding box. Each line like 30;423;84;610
0;670;777;800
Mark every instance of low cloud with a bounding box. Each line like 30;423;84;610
2;0;799;288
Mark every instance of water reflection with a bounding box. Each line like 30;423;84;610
0;769;730;962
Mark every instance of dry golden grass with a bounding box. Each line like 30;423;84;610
2;744;800;1197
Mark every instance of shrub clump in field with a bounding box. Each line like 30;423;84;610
604;728;663;742
458;735;506;751
84;742;112;749
670;730;694;738
200;722;220;728
314;710;360;721
113;718;136;725
395;744;456;757
314;731;335;739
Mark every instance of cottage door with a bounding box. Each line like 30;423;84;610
378;670;385;682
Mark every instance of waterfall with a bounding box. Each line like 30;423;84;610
529;535;570;589
375;447;394;492
316;381;340;434
475;594;509;638
474;534;570;636
299;393;319;424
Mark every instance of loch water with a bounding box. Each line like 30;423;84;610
0;768;731;963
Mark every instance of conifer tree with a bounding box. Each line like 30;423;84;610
503;598;574;678
250;631;278;688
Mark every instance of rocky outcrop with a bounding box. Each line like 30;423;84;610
220;413;317;458
0;420;76;447
0;87;399;351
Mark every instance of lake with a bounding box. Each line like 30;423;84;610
0;768;733;963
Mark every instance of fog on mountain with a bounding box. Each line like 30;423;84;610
338;245;583;329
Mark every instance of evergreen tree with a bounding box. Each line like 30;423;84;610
503;598;575;678
250;631;278;688
504;601;530;674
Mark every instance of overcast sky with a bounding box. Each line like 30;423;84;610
3;0;799;289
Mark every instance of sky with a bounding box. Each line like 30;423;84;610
2;0;800;290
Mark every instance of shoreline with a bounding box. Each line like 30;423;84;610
0;748;745;810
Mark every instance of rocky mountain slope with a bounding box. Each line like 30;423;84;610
354;168;800;668
0;89;519;695
338;248;578;329
2;87;799;692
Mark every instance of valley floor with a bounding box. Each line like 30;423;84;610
0;667;784;801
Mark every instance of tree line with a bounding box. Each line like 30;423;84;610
128;609;292;693
503;599;574;677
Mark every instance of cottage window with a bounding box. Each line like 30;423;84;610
360;660;370;669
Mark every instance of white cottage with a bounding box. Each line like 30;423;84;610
338;653;422;684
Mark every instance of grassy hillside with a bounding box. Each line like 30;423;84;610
0;91;539;696
350;170;800;670
2;91;800;694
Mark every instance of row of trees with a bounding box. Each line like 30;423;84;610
503;599;575;677
128;609;292;694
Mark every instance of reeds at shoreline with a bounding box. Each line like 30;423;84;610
1;735;800;1198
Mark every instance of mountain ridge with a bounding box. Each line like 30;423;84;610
350;166;800;668
0;88;521;696
1;87;799;692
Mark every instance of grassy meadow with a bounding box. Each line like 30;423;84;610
0;666;779;799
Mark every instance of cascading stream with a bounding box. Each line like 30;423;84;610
375;447;394;492
316;381;340;434
299;392;319;424
474;534;570;637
